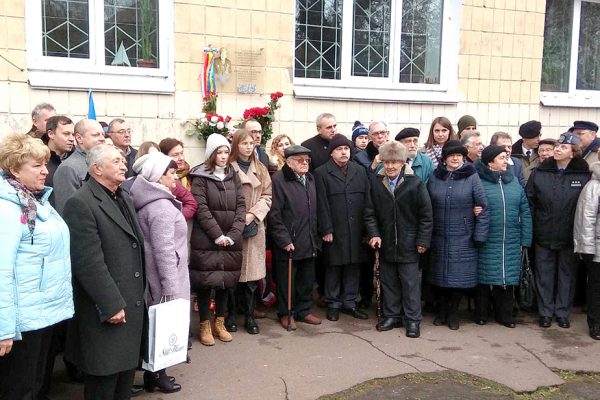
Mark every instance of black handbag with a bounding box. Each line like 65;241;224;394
242;221;258;238
518;248;537;312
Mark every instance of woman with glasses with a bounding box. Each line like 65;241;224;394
427;140;488;330
527;132;590;329
421;117;457;168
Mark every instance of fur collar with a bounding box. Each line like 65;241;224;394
474;160;514;184
282;163;313;182
433;162;476;180
536;156;589;173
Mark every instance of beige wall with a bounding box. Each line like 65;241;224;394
1;0;600;167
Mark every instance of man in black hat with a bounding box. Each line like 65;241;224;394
314;134;370;322
395;128;434;184
571;120;599;165
512;120;541;172
268;145;322;330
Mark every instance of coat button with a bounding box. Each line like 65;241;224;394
136;301;142;307
134;272;140;278
132;243;138;249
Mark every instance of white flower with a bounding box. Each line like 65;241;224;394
199;112;206;119
201;117;208;123
210;116;218;123
216;121;224;129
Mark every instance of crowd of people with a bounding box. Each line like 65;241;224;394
1;102;600;400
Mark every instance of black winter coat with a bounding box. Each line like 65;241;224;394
189;164;246;289
315;159;371;266
364;166;433;264
427;163;489;288
268;164;320;260
526;157;590;249
301;134;331;171
63;178;146;376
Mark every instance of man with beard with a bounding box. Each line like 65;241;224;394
395;128;434;184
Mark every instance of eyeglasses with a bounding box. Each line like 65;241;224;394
290;157;311;164
249;130;262;135
110;128;132;136
371;130;388;137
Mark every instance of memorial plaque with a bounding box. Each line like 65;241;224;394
235;48;265;94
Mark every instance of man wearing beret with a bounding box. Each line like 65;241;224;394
571;120;600;165
512;120;541;174
395;128;434;184
268;145;322;329
314;134;370;321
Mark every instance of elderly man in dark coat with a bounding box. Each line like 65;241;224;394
364;141;433;338
63;144;146;400
315;134;370;321
269;145;322;330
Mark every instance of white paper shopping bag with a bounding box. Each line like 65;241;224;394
142;298;190;372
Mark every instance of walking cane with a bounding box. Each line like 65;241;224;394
374;248;383;331
287;251;293;331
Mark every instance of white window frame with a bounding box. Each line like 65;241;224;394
293;0;460;103
541;0;600;107
25;1;174;93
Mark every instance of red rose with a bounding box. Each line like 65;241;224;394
225;116;232;122
218;115;224;122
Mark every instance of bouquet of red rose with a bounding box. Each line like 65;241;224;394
241;92;283;146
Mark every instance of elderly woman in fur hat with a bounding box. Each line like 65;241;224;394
364;141;433;338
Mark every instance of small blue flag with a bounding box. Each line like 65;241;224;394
87;89;96;120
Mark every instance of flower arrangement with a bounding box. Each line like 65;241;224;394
241;92;283;146
186;92;232;142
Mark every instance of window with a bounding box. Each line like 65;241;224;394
541;0;600;107
26;1;174;93
293;0;459;102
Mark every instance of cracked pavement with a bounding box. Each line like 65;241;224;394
51;307;600;399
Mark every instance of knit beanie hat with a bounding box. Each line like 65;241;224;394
351;120;369;142
457;115;477;133
205;133;231;159
395;127;420;141
328;134;353;154
139;152;173;183
441;140;468;160
481;145;507;166
132;153;150;175
379;141;408;162
519;120;542;139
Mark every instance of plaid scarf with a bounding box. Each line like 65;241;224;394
5;175;41;243
424;144;443;168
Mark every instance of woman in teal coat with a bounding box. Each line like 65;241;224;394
474;146;532;327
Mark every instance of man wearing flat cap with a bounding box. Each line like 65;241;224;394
364;141;433;338
268;145;322;329
314;134;370;321
512;120;541;172
571;120;600;165
395;128;434;184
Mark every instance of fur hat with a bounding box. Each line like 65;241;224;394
457;115;477;133
481;145;507;166
328;134;352;154
519;120;542;139
572;120;598;132
205;133;231;159
138;152;173;182
378;141;408;162
351;121;369;142
442;140;468;159
395;127;420;141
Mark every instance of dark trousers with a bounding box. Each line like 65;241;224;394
196;286;228;321
315;251;325;297
380;260;422;322
274;256;315;320
325;263;360;309
534;244;578;318
435;287;468;322
0;325;54;400
581;255;600;327
83;369;135;400
359;247;375;303
474;284;515;324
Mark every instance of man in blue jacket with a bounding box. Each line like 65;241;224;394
395;128;434;184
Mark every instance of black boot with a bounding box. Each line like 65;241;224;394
143;369;181;393
225;286;238;332
244;281;260;334
447;291;461;330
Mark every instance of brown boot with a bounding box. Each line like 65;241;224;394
199;320;215;346
214;317;233;342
